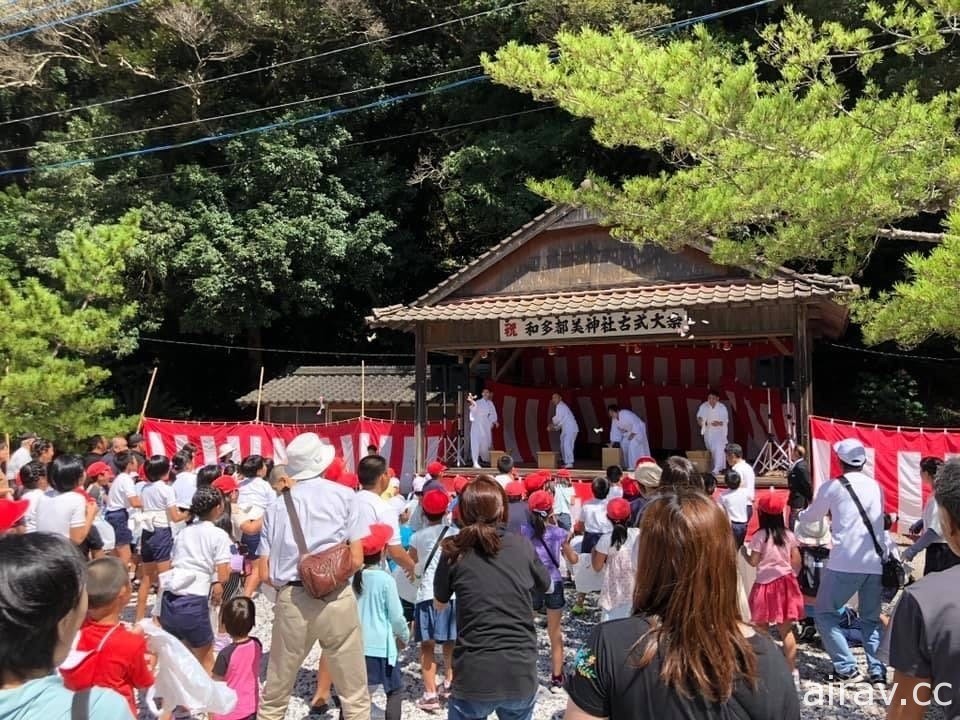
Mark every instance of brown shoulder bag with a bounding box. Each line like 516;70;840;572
282;489;353;598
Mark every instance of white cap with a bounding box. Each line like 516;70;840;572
388;477;400;490
217;443;235;459
412;475;428;493
833;438;867;468
285;433;336;481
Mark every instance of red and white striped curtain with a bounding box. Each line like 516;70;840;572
142;417;444;483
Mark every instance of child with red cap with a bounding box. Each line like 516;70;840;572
591;498;639;621
505;478;530;534
354;523;410;720
743;490;804;688
552;469;575;531
522;490;578;692
408;489;458;711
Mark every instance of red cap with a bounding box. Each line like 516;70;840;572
324;456;345;482
212;475;239;494
361;523;394;556
422;488;450;515
74;487;94;503
756;490;787;516
388;467;397;479
527;490;554;516
635;456;656;467
621;478;641;499
0;498;29;531
453;475;470;494
505;480;526;499
556;468;572;478
427;460;447;477
85;461;114;479
336;471;359;490
524;473;547;494
606;498;632;523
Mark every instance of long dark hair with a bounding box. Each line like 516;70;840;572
351;554;382;596
610;519;629;550
442;475;508;561
632;490;758;702
758;508;787;547
660;456;704;492
530;510;548;539
0;534;86;681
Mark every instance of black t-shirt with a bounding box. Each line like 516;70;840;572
434;531;550;701
567;615;800;720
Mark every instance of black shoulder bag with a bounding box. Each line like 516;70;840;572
838;475;905;589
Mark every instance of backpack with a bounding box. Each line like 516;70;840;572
797;545;830;597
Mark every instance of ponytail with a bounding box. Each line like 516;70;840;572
352;569;364;597
443;522;502;561
611;520;629;550
530;511;548;539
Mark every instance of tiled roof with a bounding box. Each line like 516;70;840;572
236;366;440;406
369;279;855;326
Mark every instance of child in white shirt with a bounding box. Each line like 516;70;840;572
235;455;273;596
720;469;751;548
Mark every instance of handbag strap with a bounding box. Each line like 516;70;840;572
71;689;90;720
282;489;309;556
538;534;561;571
422;526;449;578
838;474;885;559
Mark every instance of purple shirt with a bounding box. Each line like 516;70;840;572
521;524;567;584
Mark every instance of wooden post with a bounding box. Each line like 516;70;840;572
254;366;266;422
136;366;159;433
361;360;366;418
795;304;814;445
414;325;427;472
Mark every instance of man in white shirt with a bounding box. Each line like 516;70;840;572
798;438;885;684
724;443;756;503
697;389;730;474
6;432;36;483
549;393;579;469
468;388;499;469
607;405;650;470
259;433;370;720
355;454;415;577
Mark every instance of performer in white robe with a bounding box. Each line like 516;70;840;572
607;405;650;469
468;388;498;468
549;393;579;469
697;389;730;473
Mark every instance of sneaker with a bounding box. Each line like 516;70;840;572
550;674;565;693
439;682;452;700
829;669;865;684
417;695;442;712
799;623;817;642
792;670;801;692
869;670;888;686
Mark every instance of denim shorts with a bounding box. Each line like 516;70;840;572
105;509;133;546
141;527;174;564
448;695;537;720
532;581;565;611
160;592;213;648
414;599;457;643
240;531;261;559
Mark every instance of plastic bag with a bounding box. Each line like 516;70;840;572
138;620;237;716
570;536;602;593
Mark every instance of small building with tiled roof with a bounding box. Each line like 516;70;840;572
235;365;453;423
368;205;856;469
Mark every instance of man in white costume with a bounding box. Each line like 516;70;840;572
548;393;579;469
697;388;730;474
468;388;499;469
607;405;650;469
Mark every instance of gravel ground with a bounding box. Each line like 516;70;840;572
137;546;932;720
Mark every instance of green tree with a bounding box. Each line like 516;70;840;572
0;212;140;441
483;1;960;347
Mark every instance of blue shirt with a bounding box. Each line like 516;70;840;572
357;567;410;666
0;674;131;720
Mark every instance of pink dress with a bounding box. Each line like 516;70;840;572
747;529;805;624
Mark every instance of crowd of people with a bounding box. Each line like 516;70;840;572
0;429;958;720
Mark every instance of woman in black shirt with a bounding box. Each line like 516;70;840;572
566;489;800;720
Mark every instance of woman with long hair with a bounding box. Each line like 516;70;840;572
565;490;799;720
434;476;550;720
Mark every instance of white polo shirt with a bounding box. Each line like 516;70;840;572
356;489;402;546
260;478;366;586
238;475;275;510
170;521;233;595
732;459;756;502
35;491;86;538
105;472;138;512
172;472;198;509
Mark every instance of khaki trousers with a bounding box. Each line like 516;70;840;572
259;583;369;720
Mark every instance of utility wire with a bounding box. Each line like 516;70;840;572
0;0;139;42
823;342;960;364
140;336;414;358
0;64;482;156
0;75;489;176
0;0;530;127
0;0;780;176
0;0;84;25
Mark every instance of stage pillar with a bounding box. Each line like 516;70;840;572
414;324;427;472
795;304;814;445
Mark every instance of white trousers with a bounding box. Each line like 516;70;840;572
560;428;578;467
624;435;651;469
706;432;728;473
470;423;492;466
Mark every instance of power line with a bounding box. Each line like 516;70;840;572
140;336;414;358
0;75;489;176
0;0;84;25
643;0;777;34
823;342;960;364
0;0;530;127
0;0;139;42
0;64;482;156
